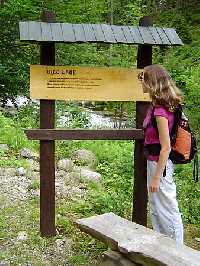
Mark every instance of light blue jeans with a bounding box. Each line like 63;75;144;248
147;159;184;244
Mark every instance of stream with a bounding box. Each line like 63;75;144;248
4;96;133;129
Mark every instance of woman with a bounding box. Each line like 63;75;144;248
138;64;184;244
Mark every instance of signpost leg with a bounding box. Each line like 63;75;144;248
40;10;56;237
132;16;152;226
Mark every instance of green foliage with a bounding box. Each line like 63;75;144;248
162;52;200;138
175;164;200;226
14;102;39;128
66;140;134;218
0;0;40;100
152;8;200;138
156;11;192;43
0;112;37;152
0;157;28;168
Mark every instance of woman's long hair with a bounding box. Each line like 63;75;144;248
143;64;183;111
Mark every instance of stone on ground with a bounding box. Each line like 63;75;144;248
16;231;28;242
79;168;102;182
16;167;26;176
71;149;97;169
20;148;39;161
0;144;9;152
57;158;74;172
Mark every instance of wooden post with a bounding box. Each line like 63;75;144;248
132;16;152;225
40;10;56;236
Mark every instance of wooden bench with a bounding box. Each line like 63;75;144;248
75;213;200;266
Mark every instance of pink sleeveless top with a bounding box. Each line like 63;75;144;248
143;105;174;161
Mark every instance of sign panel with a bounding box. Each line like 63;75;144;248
30;65;150;101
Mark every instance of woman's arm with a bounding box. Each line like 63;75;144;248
149;116;171;192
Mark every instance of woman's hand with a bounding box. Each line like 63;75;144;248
149;176;160;193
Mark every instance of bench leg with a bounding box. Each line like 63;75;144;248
98;250;139;266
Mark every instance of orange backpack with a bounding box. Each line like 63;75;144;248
146;105;198;182
169;105;198;182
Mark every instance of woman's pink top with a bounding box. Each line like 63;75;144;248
143;105;174;161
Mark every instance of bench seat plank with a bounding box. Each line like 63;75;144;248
76;213;200;266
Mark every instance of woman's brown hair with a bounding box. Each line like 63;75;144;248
142;64;183;111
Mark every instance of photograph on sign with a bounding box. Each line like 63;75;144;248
30;65;150;101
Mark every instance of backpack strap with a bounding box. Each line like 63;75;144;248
193;153;199;182
170;104;182;145
150;105;157;129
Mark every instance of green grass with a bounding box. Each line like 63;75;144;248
0;111;38;154
0;157;29;168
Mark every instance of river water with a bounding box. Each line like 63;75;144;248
57;108;128;129
4;96;130;129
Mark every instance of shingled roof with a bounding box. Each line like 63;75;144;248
19;21;183;46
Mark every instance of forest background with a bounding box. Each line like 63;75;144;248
1;0;200;132
0;0;200;265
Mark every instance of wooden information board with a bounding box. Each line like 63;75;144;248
30;65;150;101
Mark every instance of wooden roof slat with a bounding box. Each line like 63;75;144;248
29;21;42;41
138;26;156;45
19;22;29;41
91;24;106;42
19;22;183;46
61;23;75;42
101;24;117;43
82;24;96;42
120;26;135;43
128;26;144;44
72;24;86;42
163;28;183;45
50;22;63;42
155;27;171;45
111;25;127;43
41;22;53;41
148;27;163;45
